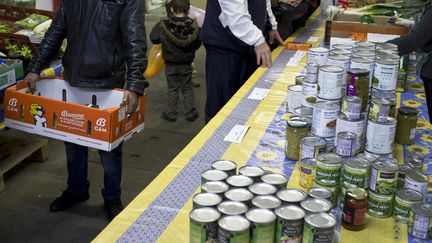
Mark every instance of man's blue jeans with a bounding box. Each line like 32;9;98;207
65;142;123;200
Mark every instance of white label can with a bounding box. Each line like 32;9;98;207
326;54;351;94
287;85;303;113
372;59;399;91
317;65;344;100
308;47;329;66
311;101;340;137
335;114;367;153
365;118;396;154
302;81;318;107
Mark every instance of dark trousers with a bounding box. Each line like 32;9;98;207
165;64;195;115
204;46;257;122
421;76;432;121
65;142;123;200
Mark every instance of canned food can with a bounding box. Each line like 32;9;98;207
218;215;250;242
302;80;318;107
353;50;376;60
301;198;332;214
300;137;327;160
306;63;320;74
332;44;353;51
201;181;229;195
397;164;413;189
190;207;220;243
372;59;399;91
341;96;362;121
327;54;351;90
322;136;336;153
246;208;276;243
275;205;305;243
350;57;375;86
406;151;425;172
211;160;237;176
314;153;343;186
277;188;308;205
365;118;396;155
370;89;397;117
193;192;223;209
376;52;400;61
302;213;336;243
335;114;367;154
311;101;340;138
336;132;357;157
217;201;248;216
317;65;345;100
341;157;371;188
356;152;379;163
295;75;306;85
369;160;399;195
346;68;370;111
261;173;289;188
287;85;303;113
312;183;340;206
330;49;352;56
239;166;265;181
393;188;423;222
408;203;432;240
299;158;317;189
353;46;375;52
294;107;313;118
308;47;329;66
368;98;391;123
224;188;254;205
226;175;254;188
404;171;429;197
367;189;394;218
201;169;229;184
354;41;376;49
305;72;318;83
248;182;277;196
307;187;332;202
376;42;398;51
251;195;282;210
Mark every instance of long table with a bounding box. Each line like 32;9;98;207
94;11;432;243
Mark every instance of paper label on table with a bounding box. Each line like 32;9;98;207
286;51;307;67
224;125;250;143
367;33;400;43
308;36;320;42
248;88;270;100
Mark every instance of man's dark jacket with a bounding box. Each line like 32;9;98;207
27;0;148;95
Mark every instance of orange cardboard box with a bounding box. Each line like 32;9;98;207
4;79;146;151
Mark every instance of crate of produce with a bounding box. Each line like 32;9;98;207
4;79;146;151
0;58;23;90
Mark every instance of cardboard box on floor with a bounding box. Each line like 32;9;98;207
4;79;146;151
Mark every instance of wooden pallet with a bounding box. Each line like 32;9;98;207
0;135;49;191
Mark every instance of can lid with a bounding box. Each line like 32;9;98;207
310;47;329;52
377;59;399;65
218;215;250;232
371;89;397;101
376;42;398;50
328;54;350;61
397;188;423;202
354;46;375;52
193;193;223;206
332;44;352;50
302;158;317;167
202;169;228;181
355;51;375;57
406;170;428;183
373;161;399;172
287;118;309;128
217;201;248;216
201;181;229;194
347;68;370;76
398;106;419;116
330;49;352;56
304;213;336;229
275;205;305;220
345;157;371;169
224;188;254;202
347;188;368;200
239;166;265;177
303;136;327;146
351;56;374;63
190;207;221;223
319;65;344;73
261;173;288;185
288;84;302;92
407;151;425;164
277;188;307;203
372;97;392;106
294;107;313;116
355;41;375;48
411;203;432;217
377;53;400;60
307;187;332;199
317;153;343;164
248;183;277;196
252;195;282;209
212;160;237;171
314;101;340;110
338;131;357;140
301;198;332;212
245;208;276;224
226;175;254;187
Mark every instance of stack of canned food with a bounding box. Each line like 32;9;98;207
190;160;341;243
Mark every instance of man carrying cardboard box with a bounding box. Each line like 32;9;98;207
24;0;148;221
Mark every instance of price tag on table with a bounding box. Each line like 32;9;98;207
248;88;270;100
224;125;250;144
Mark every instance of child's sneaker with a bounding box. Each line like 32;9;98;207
162;112;177;122
185;108;199;122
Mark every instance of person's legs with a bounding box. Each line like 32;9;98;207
421;76;432;121
179;64;198;121
163;65;181;122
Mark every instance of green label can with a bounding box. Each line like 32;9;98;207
246;209;276;243
302;213;336;243
218;215;250;243
314;153;343;186
341;157;371;188
369;161;398;195
408;203;432;240
393;189;423;222
275;205;305;243
190;207;221;243
367;189;394;218
312;183;339;207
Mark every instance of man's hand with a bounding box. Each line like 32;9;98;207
123;90;139;115
24;72;39;92
268;30;284;45
255;42;272;67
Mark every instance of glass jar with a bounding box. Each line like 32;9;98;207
285;117;311;161
395;107;419;145
342;188;368;231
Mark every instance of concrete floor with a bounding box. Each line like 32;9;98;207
0;9;207;243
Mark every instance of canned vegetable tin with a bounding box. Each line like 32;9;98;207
287;85;303;113
275;205;305;243
369;160;399;194
346;69;370;111
368;98;391;123
341;157;371;188
190;207;221;243
248;182;277;196
336;132;357;157
300;136;327;160
261;173;289;188
308;47;329;66
397;164;413;189
307;187;332;201
218;215;250;243
211;160;237;176
239;166;265;181
285;118;310;161
350;57;375;86
277;188;308;205
341;96;362;121
251;195;282;210
193;192;223;209
335;114;367;154
226;175;254;188
404;171;429;197
311;101;340;138
394;188;423;222
408;203;432;240
201;181;229;195
201;169;229;184
317;65;345;100
371;89;397;117
367;189;394;218
365;117;397;155
327;54;351;88
302;213;336;243
312;183;340;206
299;158;317;189
217;201;248;216
372;59;399;91
224;188;254;205
246;208;276;243
314;153;343;186
301;198;332;214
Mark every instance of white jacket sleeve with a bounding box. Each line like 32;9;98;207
218;0;265;47
267;0;278;30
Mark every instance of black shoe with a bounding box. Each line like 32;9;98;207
162;112;176;122
49;191;89;212
185;108;199;122
103;198;124;221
